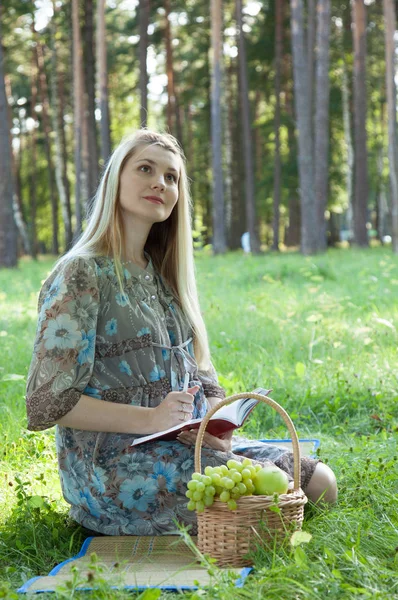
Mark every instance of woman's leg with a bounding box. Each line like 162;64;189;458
305;462;338;504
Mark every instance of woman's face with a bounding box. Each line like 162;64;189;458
118;144;180;224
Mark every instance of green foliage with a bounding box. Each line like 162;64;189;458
1;250;397;596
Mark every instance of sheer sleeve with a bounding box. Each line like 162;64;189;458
197;360;226;400
25;257;99;431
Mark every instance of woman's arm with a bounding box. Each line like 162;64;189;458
55;394;156;434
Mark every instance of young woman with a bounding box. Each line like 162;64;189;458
25;129;337;536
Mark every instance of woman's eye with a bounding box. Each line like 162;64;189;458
139;165;151;173
166;173;177;182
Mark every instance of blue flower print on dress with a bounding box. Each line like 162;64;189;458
152;461;179;492
137;327;151;337
124;268;132;280
66;453;87;487
119;361;132;376
79;487;102;518
118;476;158;511
105;318;118;336
168;330;176;346
115;292;129;307
77;329;96;365
83;386;101;399
117;452;154;479
91;466;108;494
150;365;165;382
162;349;171;361
153;443;175;457
41;273;67;314
43;314;82;351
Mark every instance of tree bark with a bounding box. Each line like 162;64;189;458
33;25;59;255
272;0;284;251
210;0;226;254
72;0;84;239
351;0;369;246
164;0;182;142
236;0;261;254
51;0;73;251
97;0;112;163
82;0;100;205
383;0;398;252
306;0;316;144
314;0;331;251
139;0;150;128
0;22;17;268
290;0;317;254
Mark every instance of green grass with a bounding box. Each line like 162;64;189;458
0;248;397;599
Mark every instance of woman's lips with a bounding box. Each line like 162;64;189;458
144;197;163;205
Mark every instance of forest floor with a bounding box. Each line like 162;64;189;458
0;247;397;599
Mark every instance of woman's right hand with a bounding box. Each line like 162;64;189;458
151;386;200;432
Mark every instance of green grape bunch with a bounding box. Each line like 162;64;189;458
186;458;262;512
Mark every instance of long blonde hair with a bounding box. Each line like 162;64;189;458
53;129;212;370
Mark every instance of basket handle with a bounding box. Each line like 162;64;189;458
194;392;302;491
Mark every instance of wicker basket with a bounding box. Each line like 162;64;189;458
194;392;308;567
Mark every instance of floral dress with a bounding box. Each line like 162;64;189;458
25;253;319;536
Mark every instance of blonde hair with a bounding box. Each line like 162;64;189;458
53;129;212;370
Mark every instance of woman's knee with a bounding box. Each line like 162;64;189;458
305;462;338;505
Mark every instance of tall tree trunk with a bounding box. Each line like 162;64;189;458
314;0;331;251
210;0;226;254
164;0;182;142
307;0;316;144
339;22;354;240
58;71;72;232
72;0;84;239
236;0;261;254
4;75;31;256
0;18;17;267
28;51;39;259
33;25;59;255
227;59;245;249
272;0;284;251
51;0;73;252
383;0;398;253
352;0;369;246
139;0;150;127
290;0;317;254
97;0;111;163
83;0;99;205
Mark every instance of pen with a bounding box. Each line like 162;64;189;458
182;372;189;393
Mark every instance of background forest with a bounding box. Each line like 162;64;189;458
0;0;397;266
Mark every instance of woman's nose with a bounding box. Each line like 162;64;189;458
151;173;166;190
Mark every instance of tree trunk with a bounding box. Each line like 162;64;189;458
210;0;226;254
83;0;99;205
314;0;331;251
59;71;72;235
164;0;182;142
227;58;246;250
383;0;398;252
272;0;284;251
236;0;261;254
4;74;31;256
139;0;150;127
338;24;354;240
307;0;316;144
97;0;112;163
51;0;73;252
351;0;369;246
72;0;84;239
284;18;301;247
290;0;317;254
0;40;17;267
33;26;59;255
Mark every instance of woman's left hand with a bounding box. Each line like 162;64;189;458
177;429;233;452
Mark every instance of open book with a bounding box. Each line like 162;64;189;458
130;387;272;447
